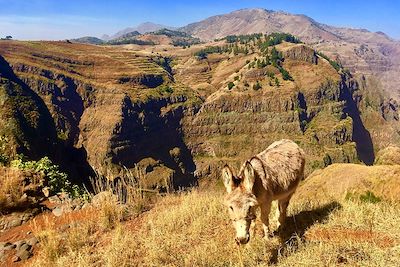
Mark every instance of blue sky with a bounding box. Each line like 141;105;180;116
0;0;399;40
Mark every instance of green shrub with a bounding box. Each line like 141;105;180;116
194;50;207;60
310;160;323;170
194;46;231;58
159;85;174;94
266;71;275;78
107;39;154;45
11;156;85;198
345;191;382;204
279;67;294;81
253;81;262;90
0;154;8;165
0;136;9;165
323;154;332;166
227;82;235;90
359;191;381;204
317;52;342;71
274;77;280;87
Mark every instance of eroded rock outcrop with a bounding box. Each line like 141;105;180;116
282;44;318;64
0;40;398;187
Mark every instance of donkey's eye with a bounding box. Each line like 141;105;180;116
230;206;234;211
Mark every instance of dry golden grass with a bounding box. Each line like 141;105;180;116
375;146;400;165
0;167;23;210
293;163;400;202
0;166;42;212
30;185;400;266
30;211;100;267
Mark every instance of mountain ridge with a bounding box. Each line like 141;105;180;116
178;8;400;100
104;22;177;40
179;8;395;42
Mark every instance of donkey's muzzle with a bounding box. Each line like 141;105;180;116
235;235;250;245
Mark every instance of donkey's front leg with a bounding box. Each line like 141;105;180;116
277;193;293;230
260;199;272;238
250;218;256;237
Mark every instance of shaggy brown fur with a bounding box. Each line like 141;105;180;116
222;139;305;244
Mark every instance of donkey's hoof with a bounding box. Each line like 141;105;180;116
263;232;275;239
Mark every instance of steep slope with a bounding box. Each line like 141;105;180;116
175;41;359;176
180;8;400;100
0;36;398;186
0;40;199;188
0;55;58;160
170;34;398;178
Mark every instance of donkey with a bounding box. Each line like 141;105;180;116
222;139;305;244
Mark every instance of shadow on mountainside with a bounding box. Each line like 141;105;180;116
0;55;94;186
109;96;197;189
340;77;375;165
0;55;58;158
269;201;342;264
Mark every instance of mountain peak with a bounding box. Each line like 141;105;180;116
231;7;272;13
106;22;177;40
179;8;393;44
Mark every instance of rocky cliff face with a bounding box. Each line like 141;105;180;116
0;40;398;187
0;41;198;189
181;72;359;178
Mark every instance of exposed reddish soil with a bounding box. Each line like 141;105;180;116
0;206;101;266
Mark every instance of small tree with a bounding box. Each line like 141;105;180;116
280;67;293;81
195;51;207;60
5;36;12;40
275;77;280;87
253;81;262;91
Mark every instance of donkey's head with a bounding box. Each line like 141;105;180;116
222;162;257;244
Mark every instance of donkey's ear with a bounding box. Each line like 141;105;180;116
243;161;255;192
222;165;236;193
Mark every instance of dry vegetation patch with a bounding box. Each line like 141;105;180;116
294;163;400;202
375;146;400;165
28;186;400;266
0;166;44;213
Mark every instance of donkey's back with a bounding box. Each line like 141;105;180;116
250;139;305;199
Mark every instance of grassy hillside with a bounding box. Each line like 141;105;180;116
293;163;400;202
28;182;400;266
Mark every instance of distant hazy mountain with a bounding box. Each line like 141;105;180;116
180;8;400;99
180;8;393;43
70;36;104;45
106;22;177;40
